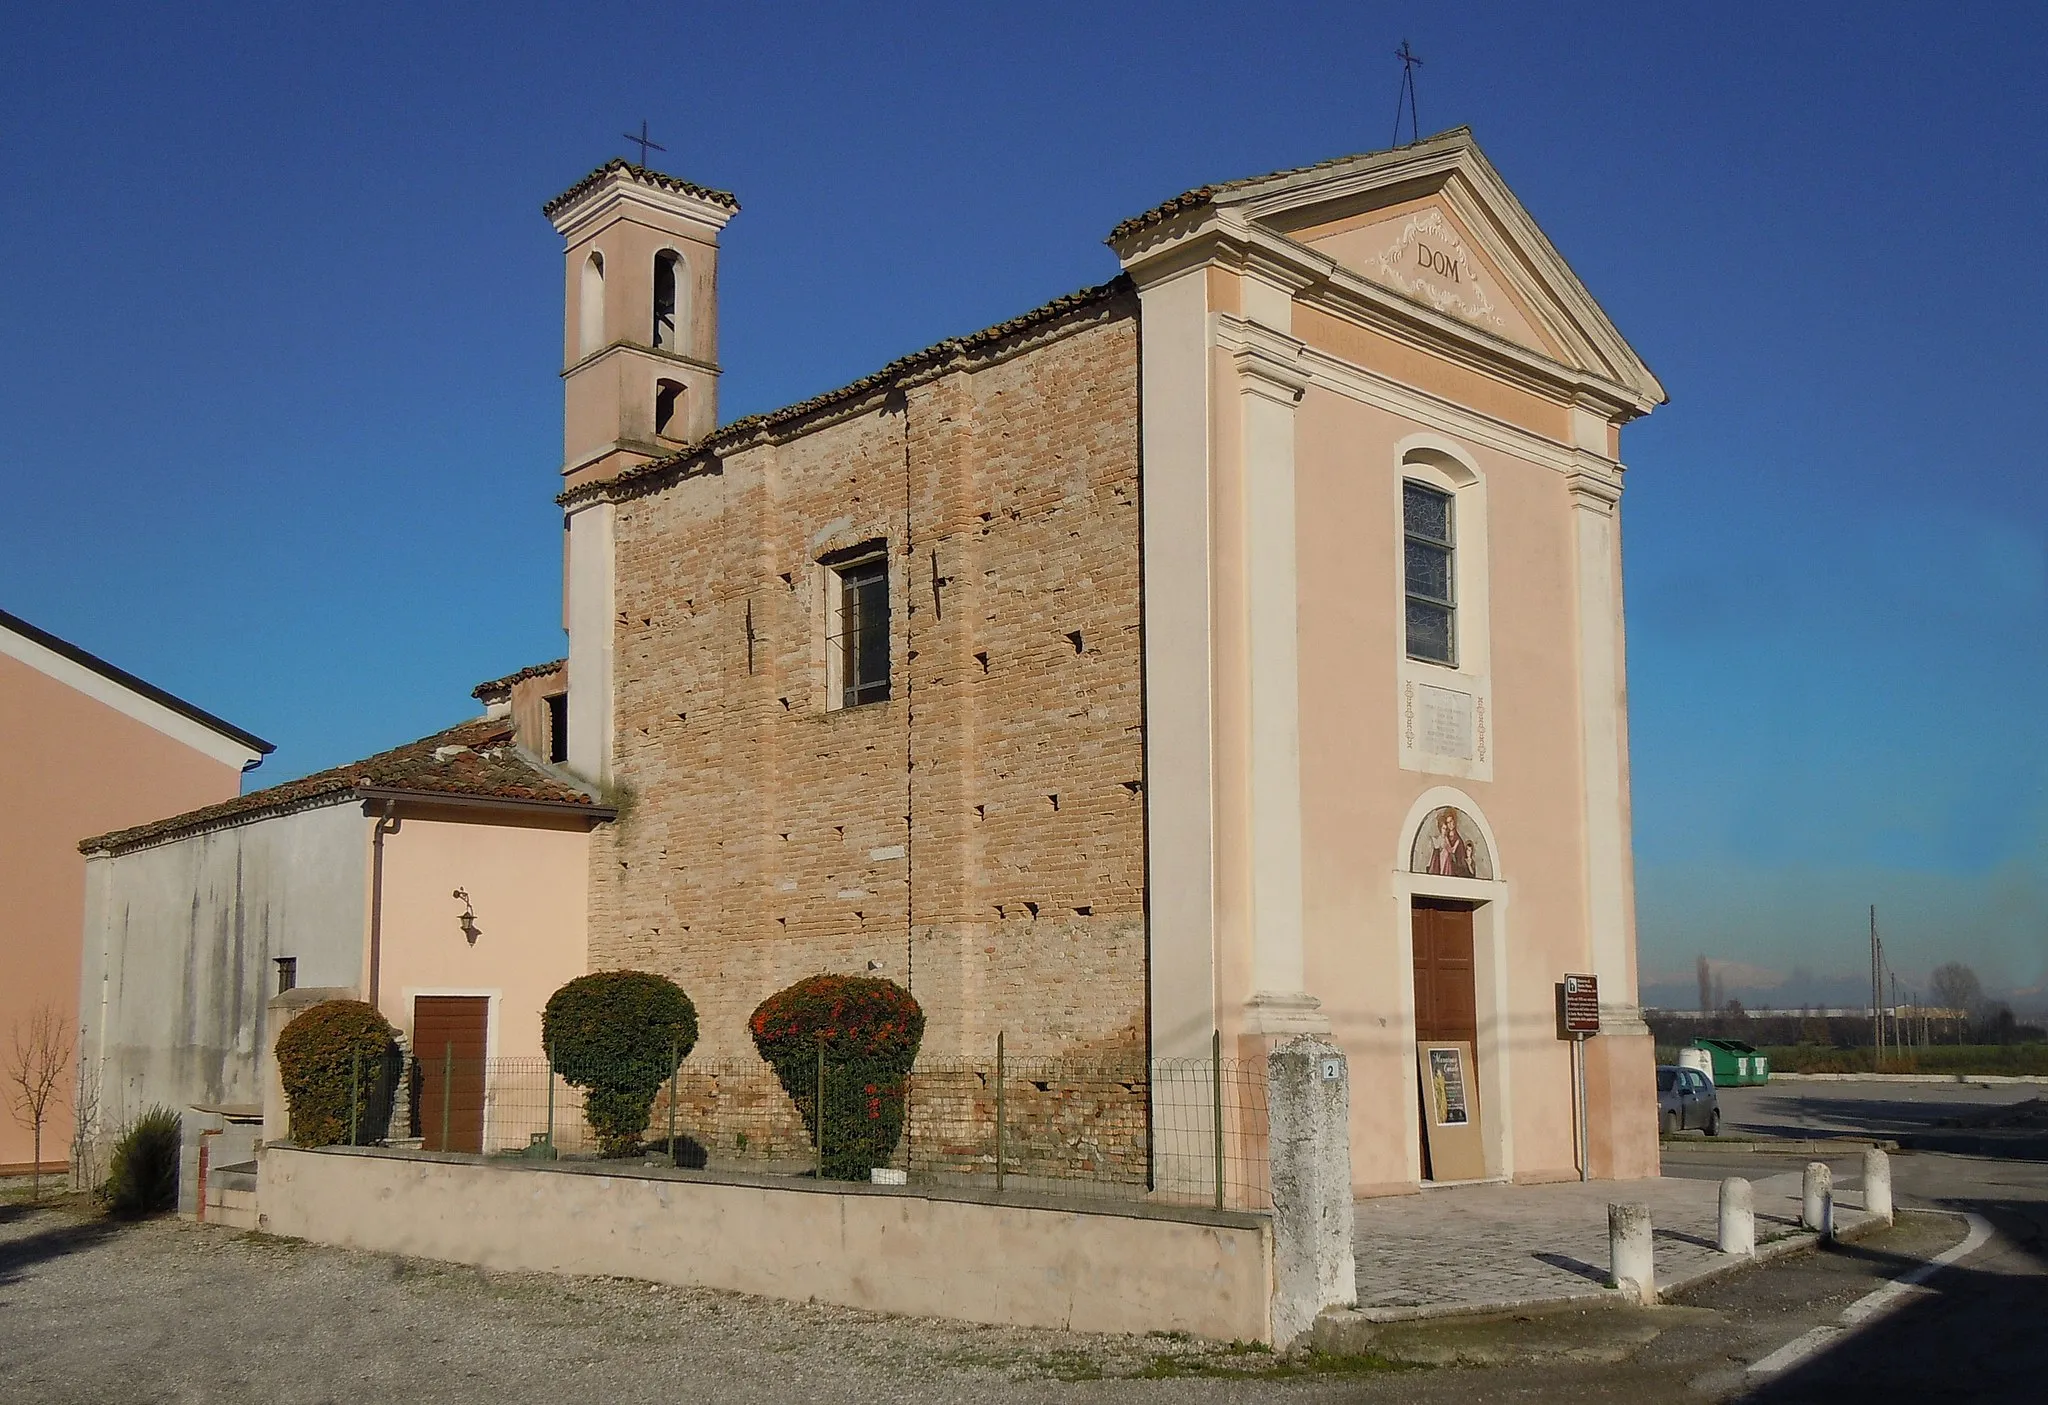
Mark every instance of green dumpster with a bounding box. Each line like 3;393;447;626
1692;1037;1770;1086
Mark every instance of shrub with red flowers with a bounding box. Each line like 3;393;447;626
749;974;924;1180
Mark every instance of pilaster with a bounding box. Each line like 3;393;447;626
1566;456;1645;1036
1233;318;1326;1038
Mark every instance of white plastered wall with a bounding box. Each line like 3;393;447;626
79;803;369;1137
566;500;617;788
1137;266;1217;1061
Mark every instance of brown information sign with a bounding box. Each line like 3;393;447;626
1563;973;1600;1036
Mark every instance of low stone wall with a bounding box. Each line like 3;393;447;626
257;1145;1273;1342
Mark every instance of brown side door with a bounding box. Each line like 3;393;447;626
1412;901;1478;1179
415;996;489;1153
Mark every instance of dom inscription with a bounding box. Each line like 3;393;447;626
1416;242;1462;282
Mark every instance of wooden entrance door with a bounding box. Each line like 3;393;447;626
1412;900;1478;1179
415;996;488;1153
1412;901;1478;1045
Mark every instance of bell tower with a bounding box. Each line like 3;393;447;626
544;160;739;493
545;160;738;786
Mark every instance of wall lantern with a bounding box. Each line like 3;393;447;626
452;888;481;945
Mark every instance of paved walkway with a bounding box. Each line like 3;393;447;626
1352;1162;1878;1317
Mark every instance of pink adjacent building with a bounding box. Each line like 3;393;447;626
0;608;269;1173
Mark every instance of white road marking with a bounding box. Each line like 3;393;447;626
1746;1211;1993;1378
1748;1326;1842;1377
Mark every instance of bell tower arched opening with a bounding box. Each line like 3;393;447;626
578;251;606;357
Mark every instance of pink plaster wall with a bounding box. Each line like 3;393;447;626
1290;389;1604;1189
372;816;590;1066
0;653;244;1169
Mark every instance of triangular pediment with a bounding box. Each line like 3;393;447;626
1294;198;1563;359
1119;130;1664;409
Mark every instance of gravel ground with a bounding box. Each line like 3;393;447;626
0;1186;2002;1404
0;1197;1376;1405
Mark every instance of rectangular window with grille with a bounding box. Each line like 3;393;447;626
829;551;890;708
1404;480;1456;666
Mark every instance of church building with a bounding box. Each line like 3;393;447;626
536;125;1667;1191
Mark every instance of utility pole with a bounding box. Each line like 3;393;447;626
1870;905;1882;1070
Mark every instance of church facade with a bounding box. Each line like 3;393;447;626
541;125;1666;1190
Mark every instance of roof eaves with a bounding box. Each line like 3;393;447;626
353;786;616;824
80;783;357;857
558;277;1135;510
542;159;740;221
0;607;274;756
471;658;567;702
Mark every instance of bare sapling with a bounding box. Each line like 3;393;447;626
6;1004;74;1201
70;1050;103;1193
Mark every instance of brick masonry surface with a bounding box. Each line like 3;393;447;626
591;296;1146;1069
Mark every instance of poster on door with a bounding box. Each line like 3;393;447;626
1426;1046;1470;1125
1415;1041;1487;1181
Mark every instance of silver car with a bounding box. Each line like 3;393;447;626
1656;1064;1722;1136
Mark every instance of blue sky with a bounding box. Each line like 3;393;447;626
3;3;2042;1007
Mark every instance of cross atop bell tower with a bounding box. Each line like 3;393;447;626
544;159;739;493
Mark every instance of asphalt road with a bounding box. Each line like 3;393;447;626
1710;1077;2048;1156
1656;1077;2048;1402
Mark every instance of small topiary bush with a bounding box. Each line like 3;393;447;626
101;1105;181;1218
274;1000;400;1147
750;974;924;1180
542;971;698;1157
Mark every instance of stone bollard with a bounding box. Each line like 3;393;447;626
1802;1161;1833;1237
1267;1036;1357;1349
1717;1177;1755;1256
1862;1147;1894;1223
1608;1202;1656;1303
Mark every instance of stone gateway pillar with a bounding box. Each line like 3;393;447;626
1267;1035;1357;1347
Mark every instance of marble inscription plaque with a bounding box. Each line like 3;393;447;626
1417;684;1474;759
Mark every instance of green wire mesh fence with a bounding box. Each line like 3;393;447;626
387;1039;1272;1212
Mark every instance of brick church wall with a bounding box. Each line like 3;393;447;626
589;292;1146;1067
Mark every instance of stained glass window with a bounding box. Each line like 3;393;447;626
1403;480;1456;666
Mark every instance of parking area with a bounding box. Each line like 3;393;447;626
1710;1078;2048;1153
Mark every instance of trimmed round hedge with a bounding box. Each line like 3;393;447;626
749;974;924;1180
542;971;698;1157
274;1000;400;1147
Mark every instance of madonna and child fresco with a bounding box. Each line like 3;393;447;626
1410;806;1494;881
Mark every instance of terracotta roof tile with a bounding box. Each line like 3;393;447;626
81;717;602;855
1105;127;1474;245
471;658;566;702
559;277;1135;508
543;160;739;220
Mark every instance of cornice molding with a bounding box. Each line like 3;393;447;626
1112;144;1664;422
560;339;722;381
1231;321;1310;404
1216;316;1583;478
1566;459;1626;512
548;171;736;243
